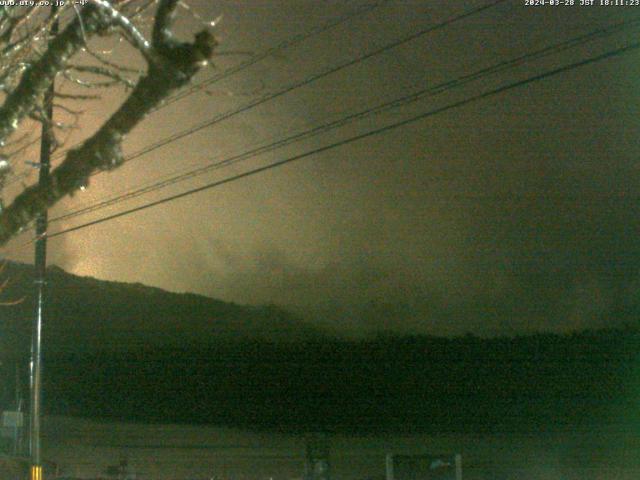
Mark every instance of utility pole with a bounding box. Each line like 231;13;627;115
30;6;58;480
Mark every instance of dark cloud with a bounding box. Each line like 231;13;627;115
7;1;640;337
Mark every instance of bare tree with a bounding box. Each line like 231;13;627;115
0;0;216;245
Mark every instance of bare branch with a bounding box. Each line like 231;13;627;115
153;0;179;48
0;264;24;305
3;132;39;158
0;0;217;245
83;45;142;74
0;4;111;146
62;70;127;89
54;91;101;101
53;103;85;116
90;0;153;59
66;64;136;88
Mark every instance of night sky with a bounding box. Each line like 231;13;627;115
5;0;640;337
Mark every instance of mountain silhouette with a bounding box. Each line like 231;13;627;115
0;262;325;356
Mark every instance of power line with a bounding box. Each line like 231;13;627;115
48;128;303;220
154;0;392;111
9;0;506;197
9;0;506;203
5;0;498;195
89;0;509;175
0;0;391;184
47;15;640;225
42;39;640;241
